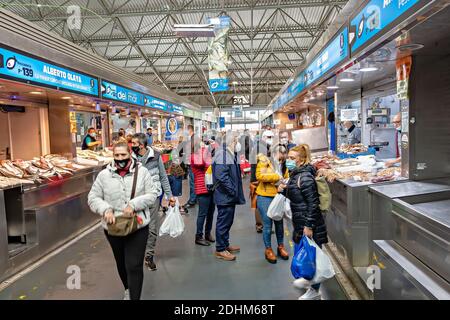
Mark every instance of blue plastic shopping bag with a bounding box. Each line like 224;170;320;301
290;236;316;280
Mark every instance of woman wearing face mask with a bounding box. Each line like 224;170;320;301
88;142;159;300
255;144;289;264
278;144;327;300
191;138;215;246
82;127;102;150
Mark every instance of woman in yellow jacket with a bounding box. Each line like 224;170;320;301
256;144;289;264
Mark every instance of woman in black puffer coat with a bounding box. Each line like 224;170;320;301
279;144;328;300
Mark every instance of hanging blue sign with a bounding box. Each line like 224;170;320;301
101;80;143;106
144;95;168;111
287;75;305;103
350;0;421;53
303;27;348;88
0;46;98;96
272;27;348;112
168;104;184;115
219;117;225;128
209;78;229;93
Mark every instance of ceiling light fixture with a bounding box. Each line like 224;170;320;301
327;86;339;90
173;24;215;37
61;96;72;100
29;91;43;95
359;66;378;72
340;73;356;82
397;43;424;52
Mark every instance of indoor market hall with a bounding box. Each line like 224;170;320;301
0;0;449;303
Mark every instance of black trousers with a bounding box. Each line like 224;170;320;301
105;226;149;300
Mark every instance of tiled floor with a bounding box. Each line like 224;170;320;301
0;177;347;300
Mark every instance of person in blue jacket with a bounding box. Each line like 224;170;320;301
212;131;246;262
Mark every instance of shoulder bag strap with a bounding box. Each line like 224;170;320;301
130;163;139;200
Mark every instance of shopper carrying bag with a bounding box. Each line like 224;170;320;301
278;144;329;300
159;198;185;238
255;144;289;264
88;142;159;300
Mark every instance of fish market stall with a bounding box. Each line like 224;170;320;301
0;154;111;282
310;153;406;299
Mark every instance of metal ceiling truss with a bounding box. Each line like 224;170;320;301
2;0;347;108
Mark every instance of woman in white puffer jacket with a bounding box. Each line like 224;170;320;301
88;142;160;300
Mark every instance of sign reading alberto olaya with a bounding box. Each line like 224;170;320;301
0;46;99;96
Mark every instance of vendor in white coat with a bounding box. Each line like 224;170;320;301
385;112;402;168
88;142;160;300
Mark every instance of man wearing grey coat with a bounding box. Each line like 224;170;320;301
343;121;361;145
132;133;174;271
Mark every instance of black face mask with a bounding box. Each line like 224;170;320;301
115;158;130;169
131;146;141;155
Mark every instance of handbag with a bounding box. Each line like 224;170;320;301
107;164;140;237
249;181;259;209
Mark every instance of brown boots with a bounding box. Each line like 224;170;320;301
265;248;277;264
277;244;289;260
265;245;289;264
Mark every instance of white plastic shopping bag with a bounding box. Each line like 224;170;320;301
267;194;287;221
306;237;335;283
159;199;185;238
284;198;292;220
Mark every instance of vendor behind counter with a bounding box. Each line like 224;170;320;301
385;112;402;168
343;121;361;145
82;127;102;150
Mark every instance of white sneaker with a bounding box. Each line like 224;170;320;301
293;278;312;289
123;289;130;300
298;288;321;300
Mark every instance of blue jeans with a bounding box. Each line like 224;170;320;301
188;166;197;204
168;175;182;197
216;205;236;252
196;193;215;238
257;196;284;248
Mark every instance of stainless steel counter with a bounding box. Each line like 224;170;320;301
369;178;450;300
373;240;450;300
325;177;409;299
326;178;407;267
0;165;104;282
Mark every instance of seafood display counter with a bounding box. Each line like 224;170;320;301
0;164;105;282
310;154;407;298
369;180;450;300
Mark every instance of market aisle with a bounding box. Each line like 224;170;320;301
0;177;347;300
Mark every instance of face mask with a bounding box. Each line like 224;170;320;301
235;142;242;153
286;159;297;171
396;127;401;133
131;146;141;155
280;138;288;145
115;158;130;169
90;132;96;138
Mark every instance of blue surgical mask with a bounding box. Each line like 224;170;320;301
286;159;297;171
